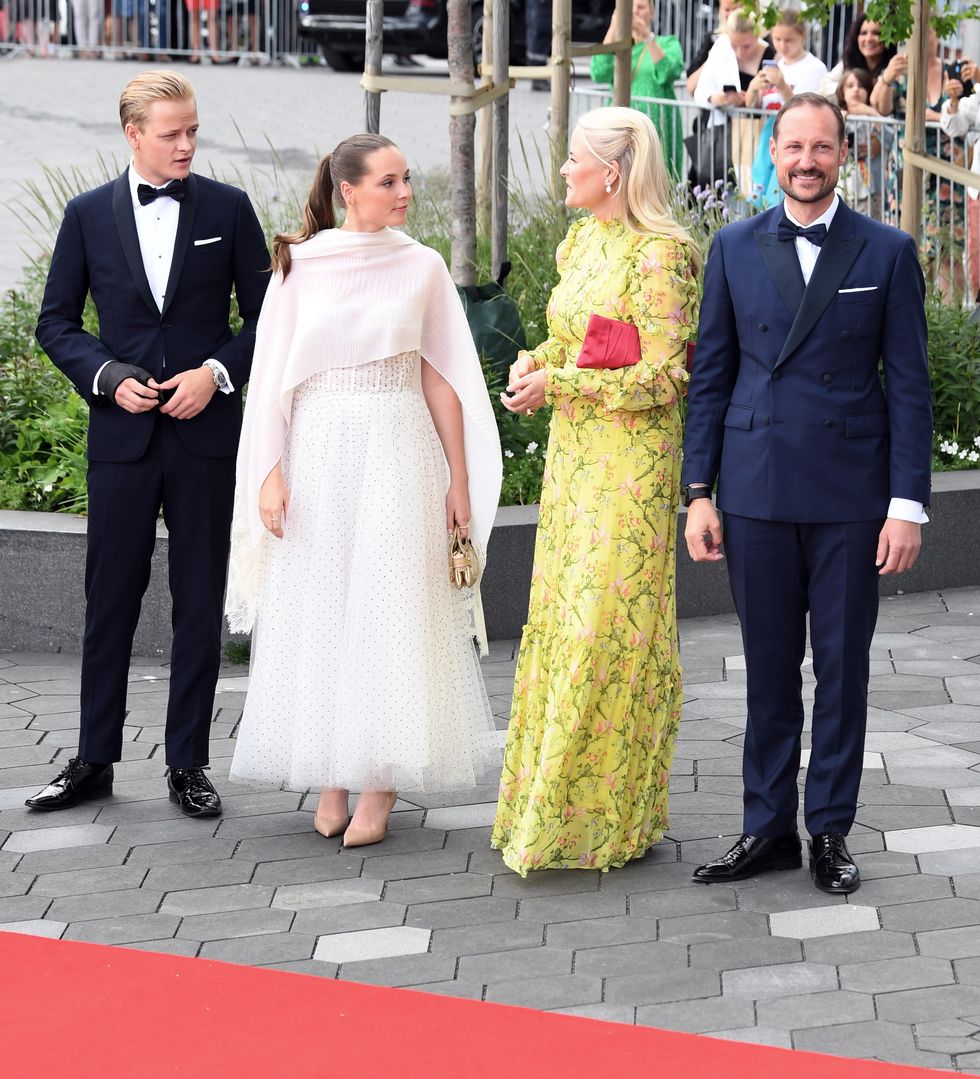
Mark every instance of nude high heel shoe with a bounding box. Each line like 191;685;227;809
342;791;397;848
314;789;350;838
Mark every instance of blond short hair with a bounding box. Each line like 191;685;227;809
119;71;196;130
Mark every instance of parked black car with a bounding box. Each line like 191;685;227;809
298;0;616;73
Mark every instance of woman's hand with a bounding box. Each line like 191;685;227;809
259;464;290;539
500;369;547;416
508;352;537;384
882;53;908;85
446;480;471;538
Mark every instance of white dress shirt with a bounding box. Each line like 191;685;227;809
783;195;927;524
93;163;232;396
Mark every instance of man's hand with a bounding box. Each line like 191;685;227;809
876;518;921;575
685;498;724;562
150;367;217;421
114;377;160;414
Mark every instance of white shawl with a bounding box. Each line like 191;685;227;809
225;227;503;649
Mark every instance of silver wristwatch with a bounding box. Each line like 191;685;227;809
202;359;229;391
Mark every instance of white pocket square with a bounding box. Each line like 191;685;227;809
838;286;877;293
194;236;222;247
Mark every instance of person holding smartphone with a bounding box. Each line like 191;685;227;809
941;58;980;298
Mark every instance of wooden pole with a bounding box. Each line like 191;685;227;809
364;0;383;133
476;0;493;237
900;0;929;243
549;0;572;202
448;0;477;285
490;0;509;278
612;0;631;107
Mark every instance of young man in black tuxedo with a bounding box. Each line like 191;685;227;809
29;71;269;817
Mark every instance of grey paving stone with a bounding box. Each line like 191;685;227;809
214;811;321;841
291;902;407;937
735;879;843;914
250;857;364;887
108;818;220;847
628;884;737;920
553;1003;637;1023
359;850;469;881
839;955;955;993
758;988;876;1029
605;967;721;1006
850;850;922;880
855;805;954;832
47;889;165;923
635;995;756;1034
490;869;601;899
596;861;698;896
430;920;545;957
143;860;257;892
707;1026;794;1048
30;864;147;898
856;783;949;806
176;907;293;942
955;957;980;986
337;953;457;988
198;932;318;966
545;915;660;950
880;897;980;933
918;926;980;959
0;874;31;898
722;961;839;999
383;873;492;905
0;894;51;921
232;833;337;863
658;908;770;944
442;826;495;852
64;913;181;945
0;918;67;938
690;935;804;971
875;984;980;1023
913;1018;980;1055
485;973;603;1009
792;1019;920;1059
2;823;114;853
272;879;383;910
119;938;201;958
919;848;980;875
262;960;340;979
159;884;276;916
517;891;626;924
854;874;954;907
126;839;238;867
456;946;573;984
573;939;690;979
399;980;486;1000
406;895;517;930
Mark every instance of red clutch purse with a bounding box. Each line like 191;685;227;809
576;313;642;370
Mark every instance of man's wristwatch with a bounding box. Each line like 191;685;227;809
682;484;713;507
202;359;229;392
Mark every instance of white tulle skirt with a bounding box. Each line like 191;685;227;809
229;351;499;793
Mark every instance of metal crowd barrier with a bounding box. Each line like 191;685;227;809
572;83;978;297
0;0;317;62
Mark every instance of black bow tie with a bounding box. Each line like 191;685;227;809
137;179;187;206
777;218;827;247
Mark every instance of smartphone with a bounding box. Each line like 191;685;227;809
722;83;738;93
946;60;975;97
762;59;778;67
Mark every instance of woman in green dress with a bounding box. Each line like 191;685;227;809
590;0;685;180
491;107;700;876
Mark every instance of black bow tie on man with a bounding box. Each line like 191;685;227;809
137;179;187;206
777;217;827;247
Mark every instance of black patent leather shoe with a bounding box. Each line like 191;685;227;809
167;767;222;818
810;832;860;894
692;832;803;883
25;758;113;811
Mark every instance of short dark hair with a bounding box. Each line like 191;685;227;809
772;93;846;145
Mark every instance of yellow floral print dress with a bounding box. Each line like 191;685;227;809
490;215;698;876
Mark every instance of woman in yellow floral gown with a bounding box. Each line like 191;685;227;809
491;107;700;875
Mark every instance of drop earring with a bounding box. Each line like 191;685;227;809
605;181;612;193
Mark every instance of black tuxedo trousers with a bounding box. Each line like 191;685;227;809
79;417;235;767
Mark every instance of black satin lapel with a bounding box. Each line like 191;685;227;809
111;175;157;316
161;174;198;317
776;219;866;367
756;231;806;317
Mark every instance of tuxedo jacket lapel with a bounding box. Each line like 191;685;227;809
111;174;158;316
162;174;198;318
776;202;866;368
755;220;806;319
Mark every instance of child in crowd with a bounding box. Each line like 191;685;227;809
836;68;887;216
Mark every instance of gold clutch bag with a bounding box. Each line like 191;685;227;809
449;524;480;590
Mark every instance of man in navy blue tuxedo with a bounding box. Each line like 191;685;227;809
28;71;269;817
682;94;932;894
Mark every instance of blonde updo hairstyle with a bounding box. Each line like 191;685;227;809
271;132;396;278
725;10;762;36
574;107;702;273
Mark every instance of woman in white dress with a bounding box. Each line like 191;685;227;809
226;134;502;848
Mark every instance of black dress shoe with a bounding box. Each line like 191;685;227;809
692;832;803;883
167;767;222;817
810;832;860;894
25;758;113;811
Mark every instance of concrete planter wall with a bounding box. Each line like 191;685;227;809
2;469;979;654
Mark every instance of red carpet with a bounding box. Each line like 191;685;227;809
0;932;948;1078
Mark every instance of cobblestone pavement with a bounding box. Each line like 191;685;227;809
2;586;980;1072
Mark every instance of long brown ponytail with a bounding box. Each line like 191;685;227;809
271;133;396;279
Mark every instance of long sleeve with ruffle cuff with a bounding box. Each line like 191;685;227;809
544;236;698;413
